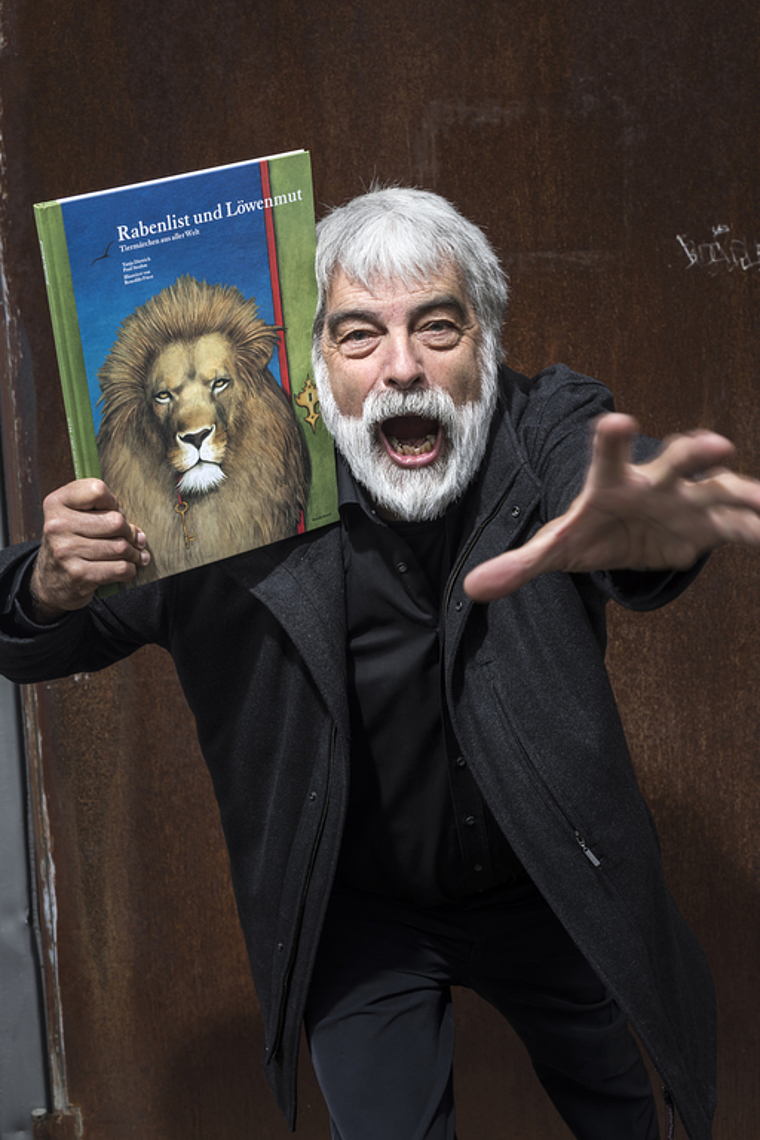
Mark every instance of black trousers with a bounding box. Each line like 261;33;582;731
304;875;659;1140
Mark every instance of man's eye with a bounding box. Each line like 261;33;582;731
419;319;460;344
338;328;378;354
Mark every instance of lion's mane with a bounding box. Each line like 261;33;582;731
97;275;311;585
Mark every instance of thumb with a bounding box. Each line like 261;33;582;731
464;518;567;601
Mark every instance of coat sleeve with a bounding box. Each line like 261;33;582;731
520;364;707;612
0;539;171;684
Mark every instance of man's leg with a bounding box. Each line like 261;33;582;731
463;877;659;1140
305;876;658;1140
304;885;458;1140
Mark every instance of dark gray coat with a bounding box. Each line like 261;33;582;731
0;365;716;1137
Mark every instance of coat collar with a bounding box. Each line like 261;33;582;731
462;365;538;527
218;365;534;723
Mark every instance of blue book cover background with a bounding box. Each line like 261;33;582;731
63;161;284;432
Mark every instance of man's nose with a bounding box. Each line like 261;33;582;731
382;333;424;390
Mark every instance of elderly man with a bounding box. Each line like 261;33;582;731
1;188;759;1140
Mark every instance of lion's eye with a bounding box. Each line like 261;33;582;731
153;391;172;404
212;377;230;393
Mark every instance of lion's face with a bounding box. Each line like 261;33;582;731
148;332;240;496
96;276;311;584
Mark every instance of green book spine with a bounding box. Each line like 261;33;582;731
33;150;336;590
269;153;338;530
33;202;102;480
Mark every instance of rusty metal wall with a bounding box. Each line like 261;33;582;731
0;518;48;1140
0;1;757;1137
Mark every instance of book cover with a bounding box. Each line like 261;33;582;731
34;149;337;587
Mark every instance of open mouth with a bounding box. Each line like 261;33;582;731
380;415;443;467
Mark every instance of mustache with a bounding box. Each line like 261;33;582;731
361;386;464;432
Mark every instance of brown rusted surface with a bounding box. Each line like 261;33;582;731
31;1108;83;1140
0;0;758;1137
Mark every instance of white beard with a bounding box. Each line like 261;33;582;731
313;355;499;522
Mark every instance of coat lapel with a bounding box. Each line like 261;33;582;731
222;526;349;729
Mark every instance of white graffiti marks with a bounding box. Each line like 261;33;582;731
677;225;760;272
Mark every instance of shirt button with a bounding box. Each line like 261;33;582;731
397;561;408;574
464;815;476;827
474;863;483;873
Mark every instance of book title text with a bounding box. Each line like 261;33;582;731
116;189;305;245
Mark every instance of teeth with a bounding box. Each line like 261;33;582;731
387;432;437;456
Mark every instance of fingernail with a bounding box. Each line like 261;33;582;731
141;550;150;565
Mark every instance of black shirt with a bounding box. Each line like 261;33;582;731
335;457;523;906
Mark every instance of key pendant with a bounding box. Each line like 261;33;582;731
175;497;196;550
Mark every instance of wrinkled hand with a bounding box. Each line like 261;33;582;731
464;414;760;602
29;479;149;621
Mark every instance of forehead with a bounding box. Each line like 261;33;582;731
324;264;473;320
151;333;234;378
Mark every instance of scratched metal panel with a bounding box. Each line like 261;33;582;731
0;518;48;1140
0;0;757;1137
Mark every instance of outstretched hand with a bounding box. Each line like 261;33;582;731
464;414;760;602
29;479;150;622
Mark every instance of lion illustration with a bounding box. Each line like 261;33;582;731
96;275;311;585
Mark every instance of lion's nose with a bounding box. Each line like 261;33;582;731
179;427;213;450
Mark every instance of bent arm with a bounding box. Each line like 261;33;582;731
0;480;161;684
0;539;162;684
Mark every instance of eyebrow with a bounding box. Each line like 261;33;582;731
326;294;470;339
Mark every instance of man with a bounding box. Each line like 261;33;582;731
1;187;759;1140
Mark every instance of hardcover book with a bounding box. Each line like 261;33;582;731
34;149;337;588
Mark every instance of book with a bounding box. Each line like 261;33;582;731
34;149;337;587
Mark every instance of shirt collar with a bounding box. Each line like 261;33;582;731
337;452;388;525
336;449;477;547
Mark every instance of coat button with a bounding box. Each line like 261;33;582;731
397;561;408;574
456;756;466;768
464;815;476;826
511;505;521;517
309;791;317;801
454;600;463;612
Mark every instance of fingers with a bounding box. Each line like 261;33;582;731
464;550;537;602
586;414;638;489
58;477;122;512
644;430;736;485
44;480;147;553
464;516;570;602
687;466;760;506
688;469;760;545
33;479;150;615
464;418;639;603
590;417;737;490
44;479;144;547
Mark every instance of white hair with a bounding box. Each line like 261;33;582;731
312;186;508;355
310;186;506;520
